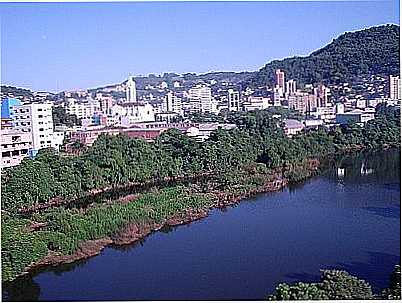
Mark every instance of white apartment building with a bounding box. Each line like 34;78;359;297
243;96;270;111
1;129;32;168
389;75;401;100
13;103;64;154
227;89;240;111
188;85;213;113
163;92;183;115
65;99;100;119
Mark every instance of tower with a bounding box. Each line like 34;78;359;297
275;69;285;90
126;76;137;102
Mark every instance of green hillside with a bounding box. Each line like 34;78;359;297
248;24;400;87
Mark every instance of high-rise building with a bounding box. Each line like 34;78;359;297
227;89;240;111
389;75;401;100
275;69;285;90
1;98;22;120
163;92;183;115
126;76;137;102
314;84;330;107
188;85;213;113
286;80;297;96
13;103;63;156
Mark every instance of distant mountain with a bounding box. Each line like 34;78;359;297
248;24;400;87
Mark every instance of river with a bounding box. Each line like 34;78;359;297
3;149;401;301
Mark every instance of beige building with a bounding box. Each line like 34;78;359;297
1;129;32;168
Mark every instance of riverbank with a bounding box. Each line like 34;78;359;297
13;159;319;280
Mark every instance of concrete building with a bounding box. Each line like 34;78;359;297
336;109;375;125
188;84;213;113
65;99;100;120
314;84;330;107
12;103;63;156
389;75;401;100
286;79;297;96
275;69;285;91
288;93;308;114
163;92;183;115
1;98;22;120
1;128;32;168
126;76;137;102
243;96;270;111
227;89;240;111
282;119;304;137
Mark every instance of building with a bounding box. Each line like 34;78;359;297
389;75;401;100
227;89;240;111
1;98;22;120
286;80;297;96
163;92;183;115
275;69;285;90
336;109;375;125
186;123;237;142
126;76;137;102
65;99;100;120
288;93;308;114
69;127;166;147
13;103;62;155
282;119;304;137
1;128;32;168
188;84;213;113
314;84;330;107
243;96;270;111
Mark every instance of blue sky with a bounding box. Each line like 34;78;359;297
0;1;400;92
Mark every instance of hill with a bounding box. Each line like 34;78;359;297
247;24;400;87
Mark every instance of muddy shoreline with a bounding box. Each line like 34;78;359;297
18;160;320;279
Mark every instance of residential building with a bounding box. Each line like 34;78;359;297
1;98;22;120
188;84;213;113
286;79;297;96
1;128;32;168
282;119;304;137
389;75;401;100
243;96;270;111
275;69;285;90
65;99;100;119
13;103;62;156
227;89;240;111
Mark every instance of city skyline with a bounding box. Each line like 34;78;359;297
0;1;400;92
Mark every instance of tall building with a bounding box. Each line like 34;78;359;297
13;103;63;156
1;98;22;120
126;76;137;102
314;84;330;107
227;89;240;111
163;92;183;115
275;69;285;90
389;75;401;100
188;85;213;113
286;80;297;96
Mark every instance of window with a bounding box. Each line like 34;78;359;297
12;150;19;156
38;108;43;112
39;128;44;131
38;115;43;118
2;151;10;157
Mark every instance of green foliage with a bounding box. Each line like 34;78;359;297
52;106;80;127
250;24;400;87
382;265;401;300
268;269;374;300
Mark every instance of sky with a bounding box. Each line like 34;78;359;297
0;1;400;92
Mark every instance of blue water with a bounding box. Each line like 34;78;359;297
3;150;401;301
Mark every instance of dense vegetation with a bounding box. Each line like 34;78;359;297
268;266;401;300
52;106;80;127
249;24;400;87
1;105;400;282
2;105;400;212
